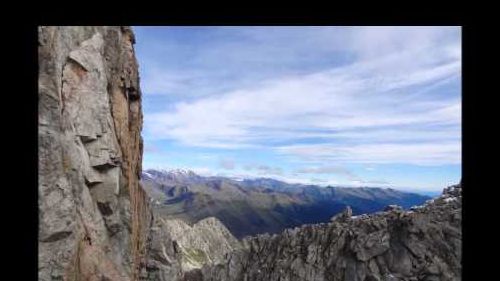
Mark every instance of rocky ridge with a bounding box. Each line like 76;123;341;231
199;184;462;281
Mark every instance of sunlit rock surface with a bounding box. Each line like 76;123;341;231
38;26;151;281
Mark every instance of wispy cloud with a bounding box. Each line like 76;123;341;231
243;164;284;176
295;165;360;181
135;26;461;190
279;142;460;166
143;27;460;166
219;158;236;170
293;165;392;187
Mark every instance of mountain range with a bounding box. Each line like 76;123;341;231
141;169;431;238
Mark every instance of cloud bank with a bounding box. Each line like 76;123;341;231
143;27;461;166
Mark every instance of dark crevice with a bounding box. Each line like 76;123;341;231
93;162;119;171
97;201;114;216
79;135;97;144
128;87;140;101
84;234;92;246
84;178;101;188
41;231;72;243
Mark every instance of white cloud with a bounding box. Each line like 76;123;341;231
250;165;284;176
219;158;236;170
142;27;461;167
278;142;460;166
346;26;460;61
295;165;359;181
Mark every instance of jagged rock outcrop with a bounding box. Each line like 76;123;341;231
141;216;240;281
164;217;240;271
200;184;462;281
140;216;184;281
330;206;353;222
39;26;151;281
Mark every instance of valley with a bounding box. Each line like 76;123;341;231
141;169;431;238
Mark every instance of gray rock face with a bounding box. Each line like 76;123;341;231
140;216;184;281
39;26;151;281
141;216;240;280
200;184;462;281
165;217;240;271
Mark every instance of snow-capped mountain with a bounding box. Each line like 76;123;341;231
142;168;202;183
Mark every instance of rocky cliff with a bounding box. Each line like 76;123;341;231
200;184;462;281
38;26;152;281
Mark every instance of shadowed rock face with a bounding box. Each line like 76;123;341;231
199;184;462;281
38;26;151;281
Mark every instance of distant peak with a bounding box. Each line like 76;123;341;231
170;168;198;176
143;168;199;177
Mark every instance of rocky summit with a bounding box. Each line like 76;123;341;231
39;26;462;281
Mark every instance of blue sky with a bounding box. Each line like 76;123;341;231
133;26;461;192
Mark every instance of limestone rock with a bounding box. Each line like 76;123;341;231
38;26;151;281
